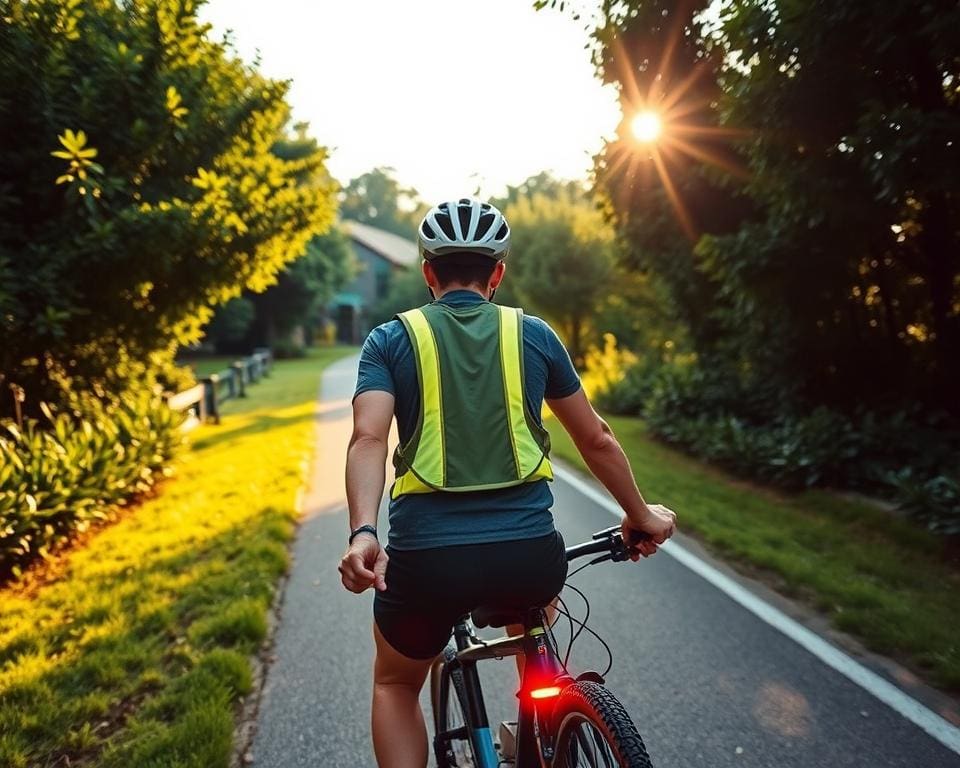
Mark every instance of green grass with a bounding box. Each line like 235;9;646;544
547;413;960;691
0;346;353;768
177;356;241;380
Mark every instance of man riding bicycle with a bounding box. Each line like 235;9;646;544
339;197;677;768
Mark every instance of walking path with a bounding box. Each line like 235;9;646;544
250;353;959;767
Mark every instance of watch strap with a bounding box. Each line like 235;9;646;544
348;524;378;545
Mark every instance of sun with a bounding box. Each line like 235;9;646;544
630;111;663;143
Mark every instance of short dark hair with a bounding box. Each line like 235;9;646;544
429;252;497;289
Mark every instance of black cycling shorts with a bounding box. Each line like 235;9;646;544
373;531;568;660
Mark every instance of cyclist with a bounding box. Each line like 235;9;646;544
339;197;677;768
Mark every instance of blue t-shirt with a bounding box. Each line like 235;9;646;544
354;290;581;550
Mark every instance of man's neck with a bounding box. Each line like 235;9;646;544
434;284;489;301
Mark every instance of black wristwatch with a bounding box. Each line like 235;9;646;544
348;524;378;545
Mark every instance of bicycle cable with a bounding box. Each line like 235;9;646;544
547;594;574;675
551;573;615;679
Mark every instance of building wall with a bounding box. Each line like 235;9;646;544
333;241;398;343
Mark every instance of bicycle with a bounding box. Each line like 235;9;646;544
430;524;653;767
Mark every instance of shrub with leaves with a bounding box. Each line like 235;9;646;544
0;0;338;417
0;394;184;580
888;471;960;536
595;355;960;529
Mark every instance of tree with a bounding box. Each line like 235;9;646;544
575;0;960;416
339;167;428;239
0;0;337;417
703;0;960;412
585;0;751;366
205;124;354;352
245;228;353;347
492;171;589;210
506;193;616;366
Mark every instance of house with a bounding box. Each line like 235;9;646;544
330;220;418;344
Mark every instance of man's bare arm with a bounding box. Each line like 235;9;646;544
345;390;394;533
340;390;395;594
547;388;675;550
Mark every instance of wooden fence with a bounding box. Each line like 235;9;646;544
167;347;273;431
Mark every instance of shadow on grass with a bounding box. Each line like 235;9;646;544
190;401;351;455
0;509;298;768
190;412;318;453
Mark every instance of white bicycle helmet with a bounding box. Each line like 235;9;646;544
417;197;510;261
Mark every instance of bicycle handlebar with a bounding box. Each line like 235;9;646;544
565;524;651;564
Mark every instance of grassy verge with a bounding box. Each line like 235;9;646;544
0;346;353;768
547;413;960;691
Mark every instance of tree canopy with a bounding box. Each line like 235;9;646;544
339;167;428;239
0;0;338;415
506;192;616;365
584;0;960;415
205;125;354;352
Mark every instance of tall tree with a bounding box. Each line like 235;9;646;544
0;0;338;416
206;124;354;351
586;0;751;363
339;167;427;239
704;0;960;411
492;171;588;209
506;193;616;365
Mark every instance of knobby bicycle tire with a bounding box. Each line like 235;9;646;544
550;682;652;768
432;660;477;767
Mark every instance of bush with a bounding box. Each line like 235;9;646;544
598;356;960;531
0;392;184;579
1;1;337;420
271;339;306;359
888;471;960;536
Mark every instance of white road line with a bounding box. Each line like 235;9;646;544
553;464;960;755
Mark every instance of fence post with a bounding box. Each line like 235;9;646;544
255;346;272;376
231;362;246;397
202;374;221;425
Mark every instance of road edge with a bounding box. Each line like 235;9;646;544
553;461;960;755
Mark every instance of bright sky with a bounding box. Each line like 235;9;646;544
199;0;621;204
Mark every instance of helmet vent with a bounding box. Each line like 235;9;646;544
457;206;473;237
477;213;495;238
495;223;509;240
436;214;457;240
421;222;436;239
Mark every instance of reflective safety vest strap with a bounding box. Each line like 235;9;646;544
498;306;542;479
396;308;445;488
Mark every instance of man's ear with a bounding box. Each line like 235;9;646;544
422;259;437;290
422;260;439;300
489;260;506;291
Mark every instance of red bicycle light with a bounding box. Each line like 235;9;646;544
529;685;562;700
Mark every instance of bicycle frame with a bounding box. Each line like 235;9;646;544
432;607;571;768
431;525;634;767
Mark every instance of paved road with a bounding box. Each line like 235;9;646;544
250;354;959;767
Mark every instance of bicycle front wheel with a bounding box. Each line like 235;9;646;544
550;682;652;768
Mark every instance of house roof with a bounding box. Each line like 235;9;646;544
342;219;418;268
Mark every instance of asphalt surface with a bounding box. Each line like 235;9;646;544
250;354;959;767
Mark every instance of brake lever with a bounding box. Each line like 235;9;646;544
591;524;621;541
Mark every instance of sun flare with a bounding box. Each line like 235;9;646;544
631;111;663;143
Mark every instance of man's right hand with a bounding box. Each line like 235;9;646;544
338;534;389;593
622;504;677;560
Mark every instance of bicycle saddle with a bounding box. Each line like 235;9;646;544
470;605;526;629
